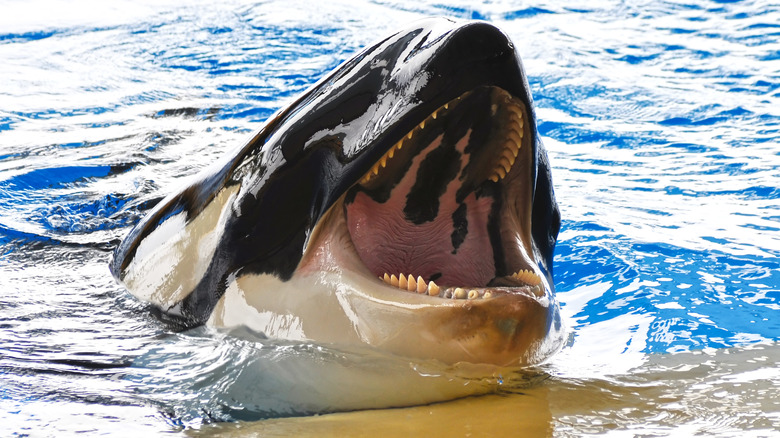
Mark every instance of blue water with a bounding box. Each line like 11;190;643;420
1;0;778;435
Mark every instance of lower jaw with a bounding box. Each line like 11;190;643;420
334;270;556;366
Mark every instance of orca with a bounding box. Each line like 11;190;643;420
111;18;563;366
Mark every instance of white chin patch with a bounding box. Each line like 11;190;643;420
122;185;239;309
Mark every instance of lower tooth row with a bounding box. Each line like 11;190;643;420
379;273;492;300
512;269;542;286
382;273;440;296
379;270;542;299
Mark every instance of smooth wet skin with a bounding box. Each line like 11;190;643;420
111;18;563;366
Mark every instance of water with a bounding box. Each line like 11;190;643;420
1;0;778;435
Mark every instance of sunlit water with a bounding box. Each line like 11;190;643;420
1;0;778;436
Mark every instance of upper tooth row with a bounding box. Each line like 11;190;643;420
489;104;525;183
360;98;460;185
361;98;524;185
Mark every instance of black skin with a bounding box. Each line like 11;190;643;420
110;18;560;328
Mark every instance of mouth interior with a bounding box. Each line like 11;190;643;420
343;87;543;301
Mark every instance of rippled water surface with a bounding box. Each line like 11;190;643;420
1;0;779;436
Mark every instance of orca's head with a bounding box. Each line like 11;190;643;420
111;18;563;366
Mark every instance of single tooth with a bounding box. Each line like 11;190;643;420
444;103;449;110
496;166;507;179
502;147;514;162
419;120;425;129
509;112;524;124
380;156;387;168
489;174;499;183
407;131;413;140
502;146;517;163
390;274;399;287
415;276;425;293
468;289;479;300
407;274;416;292
454;288;467;299
428;281;440;296
483;291;493;299
361;174;370;184
383;273;390;284
508;130;522;146
432;110;438;120
371;163;379;175
505;141;520;158
499;156;512;173
399;274;407;290
514;111;525;127
388;148;395;158
397;141;404;150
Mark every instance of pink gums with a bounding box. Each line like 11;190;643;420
345;135;496;287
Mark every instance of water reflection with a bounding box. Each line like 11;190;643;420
194;342;780;436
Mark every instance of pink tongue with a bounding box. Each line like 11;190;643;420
345;138;496;287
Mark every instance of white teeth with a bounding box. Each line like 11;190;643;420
379;274;488;300
488;103;525;183
507;129;522;146
378;270;540;300
499;156;512;173
360;134;407;184
512;269;542;286
416;276;426;293
363;96;524;186
381;273;446;297
502;146;517;162
406;274;416;292
360;97;458;185
508;105;524;122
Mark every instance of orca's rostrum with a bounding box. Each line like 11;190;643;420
111;18;564;366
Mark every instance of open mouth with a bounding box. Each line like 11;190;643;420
331;86;546;303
